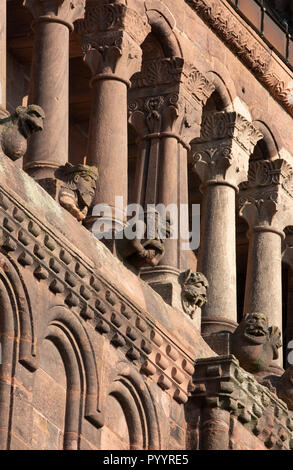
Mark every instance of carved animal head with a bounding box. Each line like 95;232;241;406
61;162;99;208
231;313;282;373
0;104;45;160
14;105;45;138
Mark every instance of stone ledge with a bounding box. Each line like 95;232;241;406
191;355;293;450
0;154;215;404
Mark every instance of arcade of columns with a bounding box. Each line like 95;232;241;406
2;0;293;370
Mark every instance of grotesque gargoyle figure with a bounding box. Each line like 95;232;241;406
0;105;45;160
231;313;282;374
181;270;209;319
58;163;99;222
118;209;171;268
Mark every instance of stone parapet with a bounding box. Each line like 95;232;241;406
190;355;293;450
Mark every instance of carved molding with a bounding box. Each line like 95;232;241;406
185;0;293;118
192;112;262;187
0;187;194;405
191;355;293;450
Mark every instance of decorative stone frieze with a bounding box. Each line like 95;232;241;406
185;0;293;119
0;185;194;405
190;355;293;450
191;113;262;347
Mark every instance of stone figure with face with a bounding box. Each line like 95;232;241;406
231;313;282;374
118;210;171;268
0;104;45;160
58;163;99;222
181;270;209;319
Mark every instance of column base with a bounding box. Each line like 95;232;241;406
201;316;238;355
140;265;201;330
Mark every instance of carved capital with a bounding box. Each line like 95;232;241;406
129;59;215;146
75;2;150;45
131;58;215;107
239;160;293;231
192;112;263;188
23;0;85;29
76;2;150;82
83;30;142;85
128;92;198;148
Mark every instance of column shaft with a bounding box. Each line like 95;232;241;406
200;183;238;329
87;78;128;222
158;135;179;269
25;21;69;178
244;229;283;335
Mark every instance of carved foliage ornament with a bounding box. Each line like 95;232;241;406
199;112;263;155
75;3;150;45
245;159;293;195
131;58;215;107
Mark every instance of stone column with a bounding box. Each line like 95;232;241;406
192;112;262;348
0;0;6;108
76;2;150;241
240;159;293;368
128;59;215;317
23;0;86;180
278;227;293;367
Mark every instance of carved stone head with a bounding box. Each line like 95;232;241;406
14;105;45;138
0;104;45;160
61;162;99;209
231;313;282;373
119;209;171;268
181;270;209;319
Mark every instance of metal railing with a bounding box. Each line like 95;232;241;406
228;0;293;69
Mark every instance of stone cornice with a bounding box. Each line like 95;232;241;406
185;0;293;118
191;355;293;450
0;184;194;405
